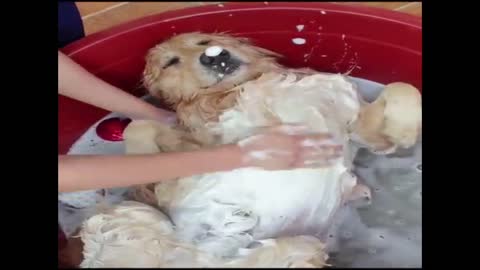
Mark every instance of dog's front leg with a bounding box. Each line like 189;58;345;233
123;120;203;205
124;120;203;154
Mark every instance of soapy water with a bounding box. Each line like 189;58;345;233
325;141;422;267
58;76;421;267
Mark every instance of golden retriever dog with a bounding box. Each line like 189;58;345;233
78;33;422;268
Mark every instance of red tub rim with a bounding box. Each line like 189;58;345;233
63;2;421;56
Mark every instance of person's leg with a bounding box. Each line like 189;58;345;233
58;2;85;48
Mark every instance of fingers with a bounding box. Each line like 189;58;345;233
255;124;310;136
295;135;344;168
300;159;336;168
296;134;343;158
163;114;178;125
268;124;310;135
238;124;345;170
242;149;294;168
260;125;335;142
302;144;343;156
297;135;339;147
298;149;343;168
302;147;343;161
255;125;336;148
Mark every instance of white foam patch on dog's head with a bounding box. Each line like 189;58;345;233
205;46;223;57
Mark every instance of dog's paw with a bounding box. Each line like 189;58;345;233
123;120;164;154
351;82;421;154
346;183;372;208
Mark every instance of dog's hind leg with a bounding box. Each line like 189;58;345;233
160;193;260;258
350;82;422;154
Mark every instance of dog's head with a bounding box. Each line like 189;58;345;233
143;33;282;108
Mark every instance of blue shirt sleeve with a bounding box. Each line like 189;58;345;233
58;2;85;48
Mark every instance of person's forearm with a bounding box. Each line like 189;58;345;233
58;51;171;121
58;145;243;192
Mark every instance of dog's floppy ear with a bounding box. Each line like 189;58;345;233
142;48;162;94
231;35;282;59
236;36;252;45
253;46;282;58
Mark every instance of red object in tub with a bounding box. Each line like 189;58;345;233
95;117;132;141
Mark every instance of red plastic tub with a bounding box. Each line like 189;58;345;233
59;2;421;155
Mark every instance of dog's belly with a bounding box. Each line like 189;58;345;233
159;162;356;245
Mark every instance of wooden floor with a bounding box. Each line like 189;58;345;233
76;2;422;35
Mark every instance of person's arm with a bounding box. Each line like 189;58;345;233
58;51;175;123
59;127;342;193
59;145;243;192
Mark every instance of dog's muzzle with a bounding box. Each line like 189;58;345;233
199;49;241;76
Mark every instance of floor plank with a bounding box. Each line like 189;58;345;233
76;2;124;17
81;2;203;35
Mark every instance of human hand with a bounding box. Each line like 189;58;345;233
150;108;177;126
127;104;177;126
237;125;343;170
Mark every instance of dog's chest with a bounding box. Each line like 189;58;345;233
207;72;361;145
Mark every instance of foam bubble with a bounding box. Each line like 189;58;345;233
246;149;291;161
292;38;306;45
205;46;223;57
248;151;271;160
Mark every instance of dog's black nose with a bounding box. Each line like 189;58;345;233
199;49;231;67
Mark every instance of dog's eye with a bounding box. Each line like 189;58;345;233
197;40;211;46
163;57;180;69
